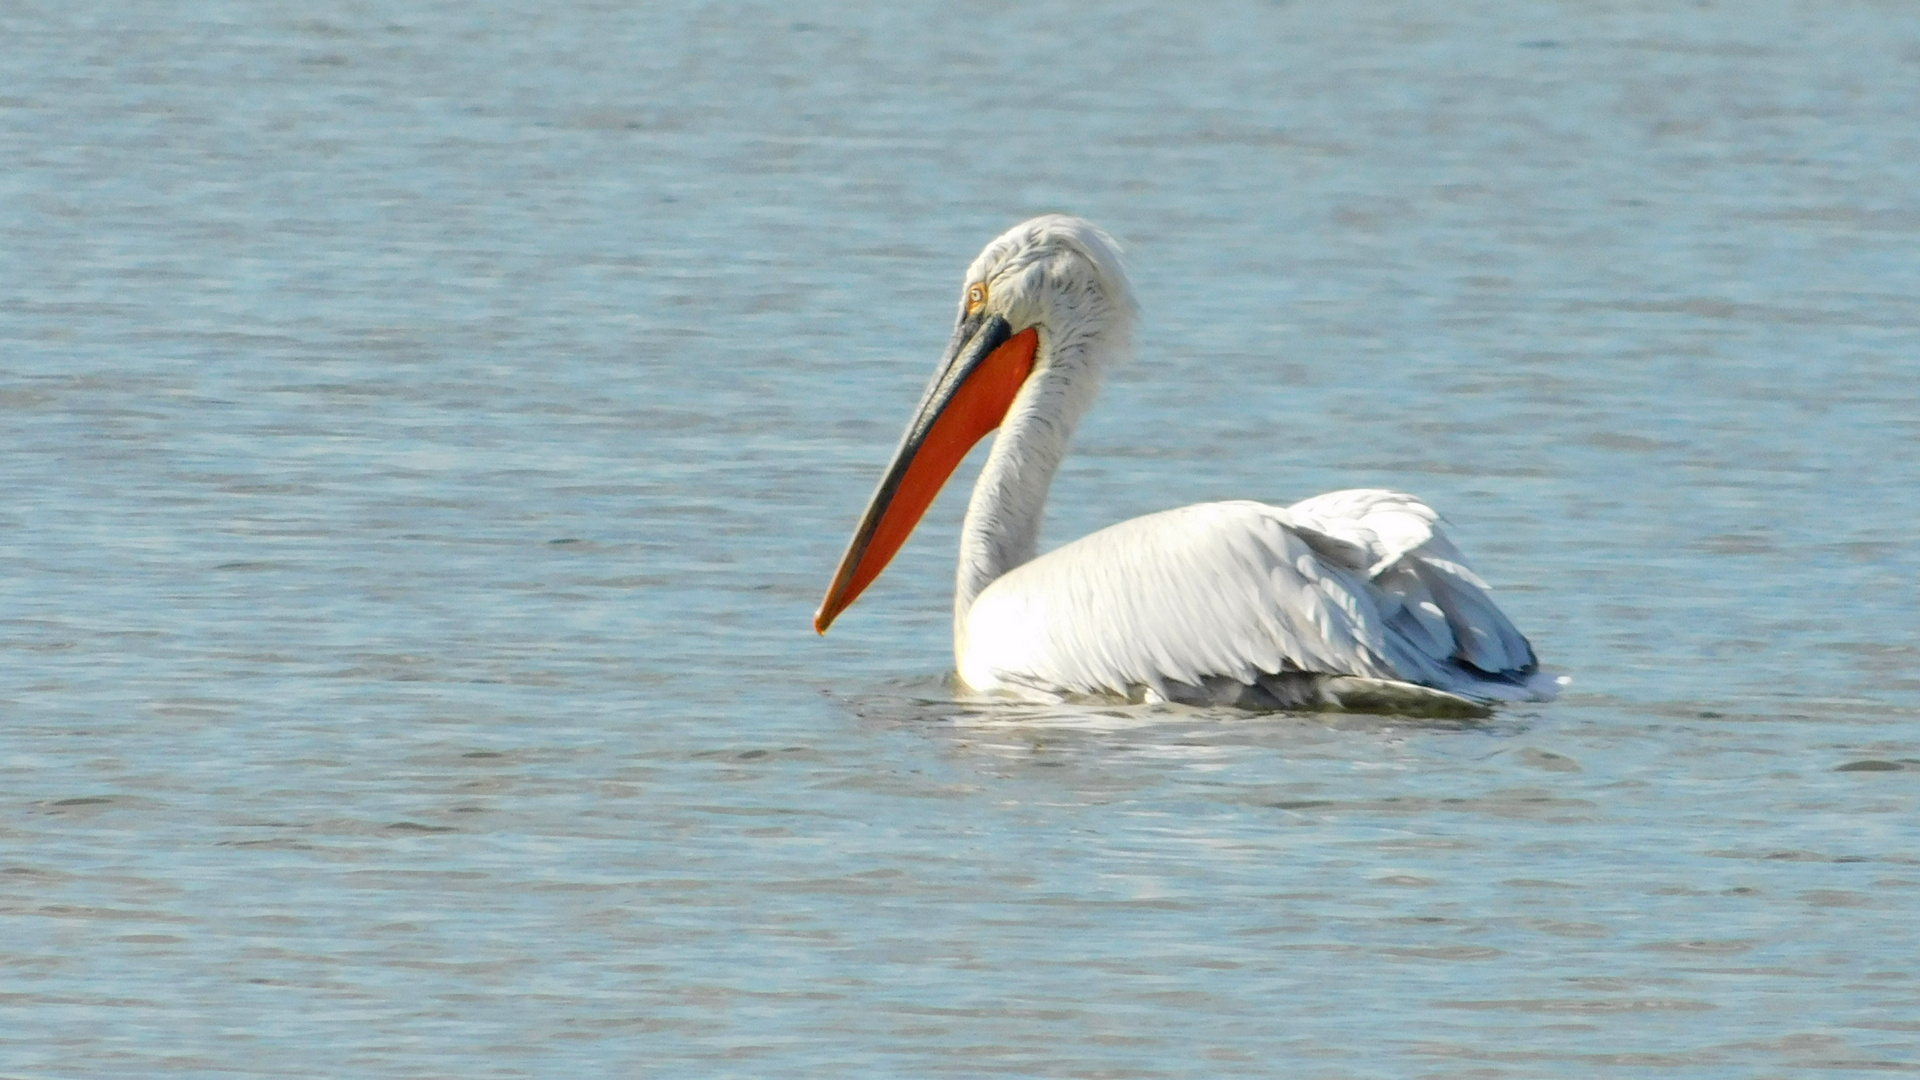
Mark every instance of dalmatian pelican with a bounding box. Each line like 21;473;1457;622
815;215;1556;714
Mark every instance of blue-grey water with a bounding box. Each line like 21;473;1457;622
5;1;1920;1076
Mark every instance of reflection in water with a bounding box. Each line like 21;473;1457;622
848;674;1508;738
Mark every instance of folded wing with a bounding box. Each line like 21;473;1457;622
959;490;1545;705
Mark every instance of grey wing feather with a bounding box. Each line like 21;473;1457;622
1284;489;1538;680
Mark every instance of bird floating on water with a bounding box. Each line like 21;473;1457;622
815;215;1556;715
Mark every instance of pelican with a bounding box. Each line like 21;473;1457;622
815;215;1556;714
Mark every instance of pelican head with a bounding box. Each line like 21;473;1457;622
814;215;1136;633
957;214;1137;362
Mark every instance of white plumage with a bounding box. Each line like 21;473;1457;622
962;492;1553;711
818;216;1555;715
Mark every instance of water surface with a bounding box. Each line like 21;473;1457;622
4;1;1919;1076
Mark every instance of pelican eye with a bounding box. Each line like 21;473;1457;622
964;281;988;314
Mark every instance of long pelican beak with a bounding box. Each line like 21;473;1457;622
814;314;1039;633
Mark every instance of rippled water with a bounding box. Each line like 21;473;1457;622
5;1;1919;1075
